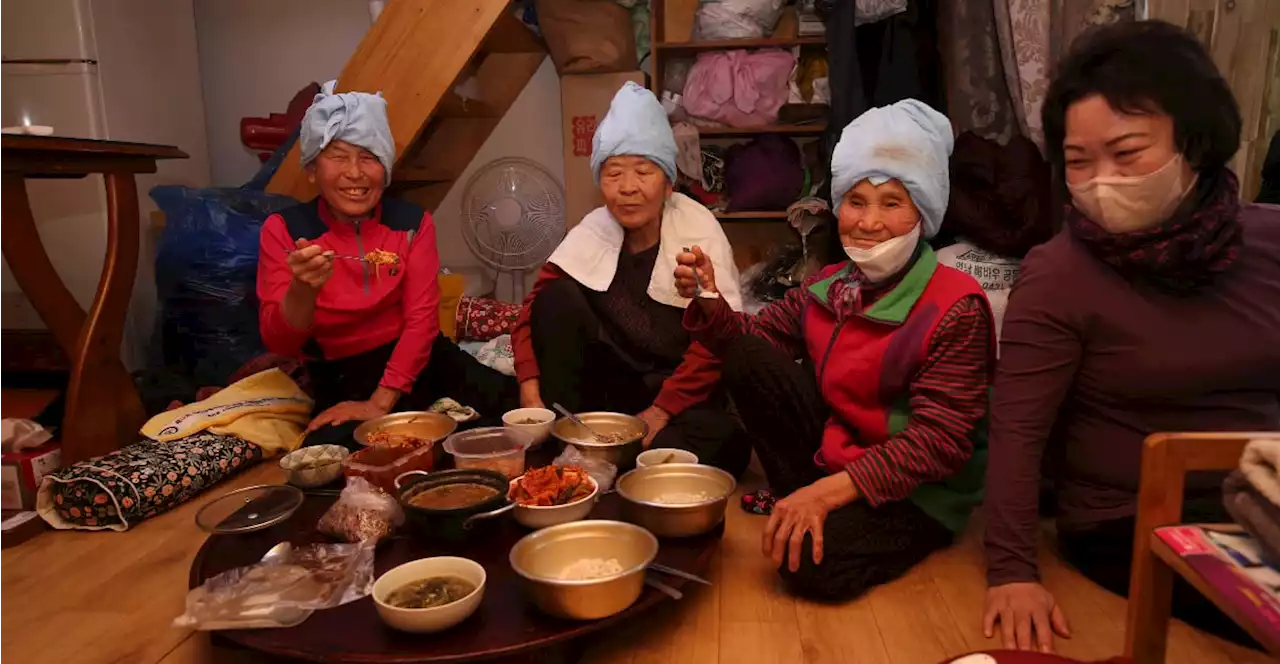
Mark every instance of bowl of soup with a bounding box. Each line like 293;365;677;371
373;556;486;633
395;468;514;541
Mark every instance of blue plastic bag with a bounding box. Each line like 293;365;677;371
150;186;297;387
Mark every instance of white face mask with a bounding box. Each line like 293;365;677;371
1067;154;1198;233
843;222;922;283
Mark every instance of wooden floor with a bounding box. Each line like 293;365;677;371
2;464;1268;664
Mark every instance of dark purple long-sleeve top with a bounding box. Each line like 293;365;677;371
984;204;1280;586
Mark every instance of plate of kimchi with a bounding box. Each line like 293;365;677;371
507;465;599;529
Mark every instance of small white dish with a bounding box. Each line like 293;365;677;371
502;407;556;449
278;445;348;488
372;557;486;633
636;448;698;468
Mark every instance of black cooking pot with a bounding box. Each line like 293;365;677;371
394;468;513;541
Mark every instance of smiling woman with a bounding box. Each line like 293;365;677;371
255;81;518;449
981;20;1280;653
509;82;752;477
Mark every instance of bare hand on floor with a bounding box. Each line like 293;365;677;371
983;581;1072;653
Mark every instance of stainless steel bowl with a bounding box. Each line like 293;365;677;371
508;520;658;620
353;412;457;447
615;464;736;538
550;411;647;470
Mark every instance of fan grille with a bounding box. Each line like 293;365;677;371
460;157;566;272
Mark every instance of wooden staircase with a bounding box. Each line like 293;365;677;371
267;0;546;211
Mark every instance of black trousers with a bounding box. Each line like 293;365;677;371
302;333;519;449
1058;506;1258;648
530;278;751;477
719;334;953;601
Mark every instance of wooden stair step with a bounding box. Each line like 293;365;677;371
266;0;527;201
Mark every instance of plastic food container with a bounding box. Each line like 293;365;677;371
443;427;533;479
343;442;439;495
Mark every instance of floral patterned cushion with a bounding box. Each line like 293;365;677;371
36;433;262;531
456;296;521;342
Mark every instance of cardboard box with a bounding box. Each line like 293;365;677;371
560;71;645;228
1;442;62;511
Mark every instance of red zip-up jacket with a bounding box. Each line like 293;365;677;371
256;198;441;393
511;263;720;416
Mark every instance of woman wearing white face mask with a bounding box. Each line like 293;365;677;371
673;99;996;601
982;21;1280;653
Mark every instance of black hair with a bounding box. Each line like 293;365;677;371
1041;20;1241;174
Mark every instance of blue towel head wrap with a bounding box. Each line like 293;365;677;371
590;82;678;185
830;99;954;239
299;80;395;184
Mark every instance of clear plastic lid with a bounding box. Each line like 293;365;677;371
195;484;305;534
443;426;533;458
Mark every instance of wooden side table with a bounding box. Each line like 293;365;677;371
1;135;187;463
1125;432;1280;663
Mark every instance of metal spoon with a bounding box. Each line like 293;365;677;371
648;563;712;587
552;403;607;443
260;541;293;564
645;576;684;600
282;249;369;263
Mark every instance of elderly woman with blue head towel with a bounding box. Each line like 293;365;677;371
674;100;996;600
256;82;517;445
510;82;751;476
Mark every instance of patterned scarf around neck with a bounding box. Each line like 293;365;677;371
1065;169;1243;295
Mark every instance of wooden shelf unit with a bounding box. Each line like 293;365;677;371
650;0;827;265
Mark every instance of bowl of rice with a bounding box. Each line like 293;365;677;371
508;520;658;620
615;463;736;538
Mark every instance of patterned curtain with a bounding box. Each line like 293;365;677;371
938;0;1019;143
995;0;1052;151
988;0;1135;153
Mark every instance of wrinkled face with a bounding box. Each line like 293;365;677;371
307;140;386;221
1063;94;1190;184
837;178;920;248
599;155;671;230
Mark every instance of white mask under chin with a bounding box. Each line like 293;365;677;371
843;223;922;283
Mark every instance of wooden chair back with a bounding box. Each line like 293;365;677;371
1125;431;1280;660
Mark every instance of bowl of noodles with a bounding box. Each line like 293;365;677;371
353;411;457;448
508;520;657;620
508;465;599;530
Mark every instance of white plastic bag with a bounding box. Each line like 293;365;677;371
855;0;908;26
553;445;619;492
693;0;785;40
1;419;52;453
173;542;375;630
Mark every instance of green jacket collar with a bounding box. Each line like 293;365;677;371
806;243;939;324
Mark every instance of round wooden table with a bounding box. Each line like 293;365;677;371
190;490;723;663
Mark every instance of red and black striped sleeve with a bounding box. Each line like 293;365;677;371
682;287;807;360
844;295;994;505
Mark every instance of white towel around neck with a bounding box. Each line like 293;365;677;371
548;193;743;312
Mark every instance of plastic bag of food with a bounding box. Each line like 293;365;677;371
173;542;375;630
316;477;404;544
553;445;618;492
